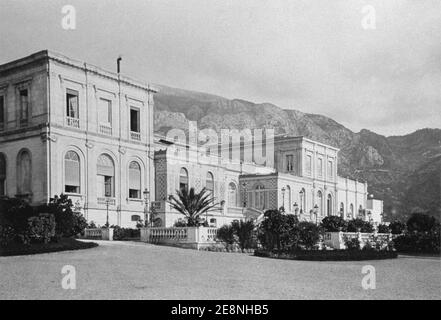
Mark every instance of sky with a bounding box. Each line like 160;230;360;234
1;0;440;136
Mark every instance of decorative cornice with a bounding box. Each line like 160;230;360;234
40;132;57;142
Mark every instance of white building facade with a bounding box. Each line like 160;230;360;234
0;51;156;227
0;51;382;229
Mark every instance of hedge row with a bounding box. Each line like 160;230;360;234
0;238;98;257
254;249;398;261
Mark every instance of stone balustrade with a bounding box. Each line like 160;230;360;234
83;228;114;241
140;226;218;250
324;231;392;249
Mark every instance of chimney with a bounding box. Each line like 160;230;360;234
117;56;122;74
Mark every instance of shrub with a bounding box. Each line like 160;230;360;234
364;234;393;251
257;209;287;251
26;214;56;244
394;228;440;254
87;221;97;229
0;225;15;247
406;213;438;233
257;210;302;252
217;224;236;248
320;216;348;232
347;218;374;233
232;220;256;251
297;222;321;250
279;214;301;251
389;220;406;234
254;248;397;261
111;226;140;240
39;194;87;237
173;219;187;227
344;235;360;251
377;224;390;233
0;197;35;236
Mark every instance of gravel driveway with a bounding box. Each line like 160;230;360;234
0;241;439;300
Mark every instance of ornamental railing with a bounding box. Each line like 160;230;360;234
140;226;218;250
66;117;80;128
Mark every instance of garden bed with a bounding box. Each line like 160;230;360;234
0;238;98;257
254;249;398;261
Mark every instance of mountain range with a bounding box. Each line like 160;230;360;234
153;85;441;221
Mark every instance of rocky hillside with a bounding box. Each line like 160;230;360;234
154;85;441;221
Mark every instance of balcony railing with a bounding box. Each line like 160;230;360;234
66;117;80;128
97;197;116;205
130;131;141;141
99;124;112;136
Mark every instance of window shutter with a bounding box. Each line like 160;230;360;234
129;167;141;190
97;164;114;176
65;159;80;186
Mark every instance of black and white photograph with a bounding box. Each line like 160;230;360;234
0;0;440;304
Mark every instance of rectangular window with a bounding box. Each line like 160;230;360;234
286;154;294;172
104;176;113;197
0;95;4;130
66;90;79;118
305;155;312;176
99;98;112;125
130;108;140;132
19;89;29;122
129;189;140;199
328;160;333;179
317;158;323;178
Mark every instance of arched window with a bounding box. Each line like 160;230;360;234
206;172;214;196
317;190;323;216
350;203;354;218
299;188;306;213
17;149;32;195
179;168;188;191
327;194;333;216
340;202;345;218
228;182;237;207
64;151;80;194
0;153;6;196
129;161;141;199
97;154;114;197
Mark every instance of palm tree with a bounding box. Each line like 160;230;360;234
168;187;219;227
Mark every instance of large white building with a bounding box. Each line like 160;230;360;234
0;51;383;228
0;50;156;227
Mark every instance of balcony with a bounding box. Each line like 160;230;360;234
99;124;112;136
66;117;80;128
130;131;141;141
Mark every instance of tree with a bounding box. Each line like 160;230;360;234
39;194;87;237
257;210;299;252
347;218;374;233
389;220;406;235
257;209;286;251
232;220;255;251
320;216;348;232
297;222;321;250
406;213;438;233
377;224;390;233
167;187;219;227
217;224;236;249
